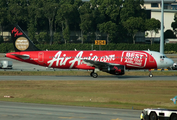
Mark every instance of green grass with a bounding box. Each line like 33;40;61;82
0;80;177;110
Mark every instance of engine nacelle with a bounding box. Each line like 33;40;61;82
101;65;125;75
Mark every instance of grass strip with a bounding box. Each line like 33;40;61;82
0;80;177;110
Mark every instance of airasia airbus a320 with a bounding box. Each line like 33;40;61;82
5;25;174;78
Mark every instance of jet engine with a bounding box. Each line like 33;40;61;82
101;65;125;75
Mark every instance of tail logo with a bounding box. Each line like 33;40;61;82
12;27;23;37
15;37;29;51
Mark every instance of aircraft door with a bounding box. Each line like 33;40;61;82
149;54;154;63
38;52;44;62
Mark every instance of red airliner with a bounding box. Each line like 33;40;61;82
5;25;174;78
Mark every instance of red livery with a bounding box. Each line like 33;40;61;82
5;25;174;78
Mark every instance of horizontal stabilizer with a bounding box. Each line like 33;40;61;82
11;54;30;60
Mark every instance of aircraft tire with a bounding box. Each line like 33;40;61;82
92;73;98;78
90;72;94;77
149;74;153;78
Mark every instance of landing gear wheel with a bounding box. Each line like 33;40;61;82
171;114;177;120
92;73;98;78
149;112;157;120
90;72;94;77
148;69;153;78
149;74;153;78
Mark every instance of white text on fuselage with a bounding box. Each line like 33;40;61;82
47;51;115;68
121;51;147;68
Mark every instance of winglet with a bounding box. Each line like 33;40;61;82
170;96;177;104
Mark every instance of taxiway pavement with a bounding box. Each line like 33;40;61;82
0;75;177;81
0;101;141;120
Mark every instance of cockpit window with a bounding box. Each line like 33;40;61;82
160;55;167;58
163;55;167;58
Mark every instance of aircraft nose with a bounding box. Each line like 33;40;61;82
167;58;174;67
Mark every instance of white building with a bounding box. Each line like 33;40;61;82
144;0;177;43
144;0;177;10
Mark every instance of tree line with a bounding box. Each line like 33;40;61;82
0;43;177;53
0;0;176;45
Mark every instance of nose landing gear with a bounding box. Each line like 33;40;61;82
149;69;153;78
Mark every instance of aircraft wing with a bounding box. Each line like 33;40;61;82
81;59;123;68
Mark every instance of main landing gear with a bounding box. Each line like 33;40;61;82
149;69;153;78
90;71;98;78
90;69;100;78
90;69;99;78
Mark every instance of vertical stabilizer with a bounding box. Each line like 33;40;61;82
11;25;40;52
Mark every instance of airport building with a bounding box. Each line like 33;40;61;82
144;0;177;44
